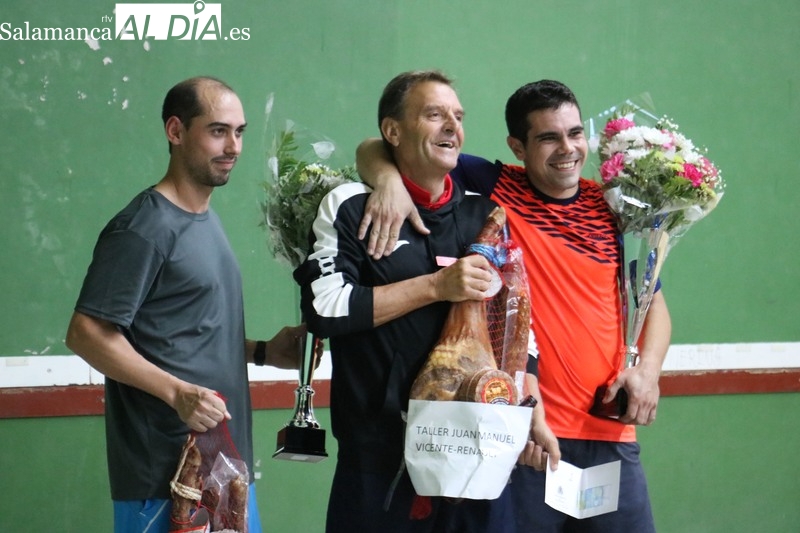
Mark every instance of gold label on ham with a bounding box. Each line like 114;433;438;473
458;368;518;405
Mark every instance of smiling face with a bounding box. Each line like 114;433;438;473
167;84;247;188
381;80;464;186
507;103;587;199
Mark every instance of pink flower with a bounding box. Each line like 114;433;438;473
661;130;676;151
600;152;626;182
604;118;636;138
700;157;720;187
700;157;719;177
678;162;705;187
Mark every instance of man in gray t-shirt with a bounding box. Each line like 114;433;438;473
66;77;305;533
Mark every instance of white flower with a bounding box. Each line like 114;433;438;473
641;127;671;146
625;148;651;163
680;148;703;165
601;138;629;157
673;134;694;152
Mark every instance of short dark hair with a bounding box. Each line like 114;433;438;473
505;80;581;143
378;69;454;129
161;76;235;128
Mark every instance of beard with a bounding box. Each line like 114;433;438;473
206;171;231;187
188;157;236;187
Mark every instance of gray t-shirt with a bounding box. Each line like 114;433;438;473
75;188;253;500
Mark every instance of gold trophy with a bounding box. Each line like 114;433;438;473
273;332;328;462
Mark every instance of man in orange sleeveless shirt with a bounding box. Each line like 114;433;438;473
356;80;671;533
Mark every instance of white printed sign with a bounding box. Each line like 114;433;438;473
404;399;531;499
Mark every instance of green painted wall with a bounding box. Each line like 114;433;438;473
1;0;798;531
1;0;798;354
638;394;800;532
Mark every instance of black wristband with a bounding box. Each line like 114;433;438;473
254;340;267;366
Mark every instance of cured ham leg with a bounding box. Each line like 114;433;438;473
410;206;519;405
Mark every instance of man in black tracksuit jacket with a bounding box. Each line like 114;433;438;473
293;70;514;533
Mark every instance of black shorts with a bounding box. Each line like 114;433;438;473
326;463;515;533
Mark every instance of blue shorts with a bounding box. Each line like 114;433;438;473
509;439;655;533
113;483;262;533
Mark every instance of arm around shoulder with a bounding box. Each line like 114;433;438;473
355;137;428;258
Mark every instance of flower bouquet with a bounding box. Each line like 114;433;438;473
259;94;357;460
586;97;725;418
260;100;358;269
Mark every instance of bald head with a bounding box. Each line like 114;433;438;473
162;76;237;128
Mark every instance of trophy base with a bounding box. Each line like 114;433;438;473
589;385;629;420
273;424;328;463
